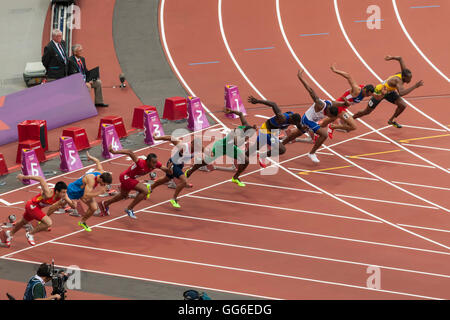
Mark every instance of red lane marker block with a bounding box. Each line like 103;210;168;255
143;110;165;145
0;153;8;175
21;149;44;185
187;96;210;131
163;97;187;121
97;116;127;139
224;85;247;119
17;120;49;152
132;105;157;129
101;124;122;159
60;137;83;172
16;140;46;164
62;127;90;151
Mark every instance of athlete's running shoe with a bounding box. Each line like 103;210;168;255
167;180;177;189
125;209;137;219
231;177;245;187
146;184;152;199
169;199;181;208
25;232;36;246
184;168;191;177
327;125;334;139
257;154;267;168
308;153;320;163
388;120;402;128
78;221;92;232
101;200;110;216
4;230;12;247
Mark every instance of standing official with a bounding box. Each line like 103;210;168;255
42;29;69;81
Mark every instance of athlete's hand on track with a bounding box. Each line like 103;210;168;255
297;69;305;78
247;96;258;104
330;63;337;72
384;55;394;61
108;145;115;154
17;174;24;181
415;80;424;88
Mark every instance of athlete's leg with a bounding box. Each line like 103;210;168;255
81;197;98;223
151;175;170;190
103;188;128;207
29;215;52;235
173;175;187;201
127;183;149;211
10;218;27;236
331;111;357;131
388;97;407;127
352;105;375;120
282;128;304;144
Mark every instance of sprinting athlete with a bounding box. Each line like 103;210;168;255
185;109;256;187
101;147;171;218
247;95;304;166
330;64;375;132
283;70;347;163
150;134;200;208
352;55;424;128
4;175;74;247
67;152;112;232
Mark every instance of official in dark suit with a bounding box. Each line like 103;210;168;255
42;29;69;81
68;44;108;107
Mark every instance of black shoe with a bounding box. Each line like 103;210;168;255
95;103;109;107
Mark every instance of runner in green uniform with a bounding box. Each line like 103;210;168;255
185;109;256;187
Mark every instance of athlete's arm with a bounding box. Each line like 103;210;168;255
225;108;250;126
153;134;181;147
320;117;337;128
159;165;173;175
396;80;424;96
385;55;407;72
108;146;138;163
17;174;52;198
86;151;104;172
297;69;322;105
331;97;350;108
82;175;105;198
330;64;360;96
248;95;285;123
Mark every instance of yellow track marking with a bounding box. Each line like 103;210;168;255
298;165;353;175
348;149;401;159
399;134;450;144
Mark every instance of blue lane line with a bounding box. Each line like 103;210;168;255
410;5;440;8
188;61;220;66
300;32;329;37
354;19;384;23
244;46;275;51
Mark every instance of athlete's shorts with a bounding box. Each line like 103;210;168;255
337;106;348;115
119;173;140;192
301;114;321;133
204;140;244;164
368;91;401;109
23;201;46;222
166;158;184;179
256;122;278;147
67;183;85;200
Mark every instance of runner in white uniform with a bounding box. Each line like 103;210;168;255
283;70;348;163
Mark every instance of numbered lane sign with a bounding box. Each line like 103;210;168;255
187;96;210;131
101;124;122;159
21;149;44;185
224;85;247;119
144;110;165;145
60;136;83;172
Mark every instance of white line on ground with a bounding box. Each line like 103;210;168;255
335;194;439;210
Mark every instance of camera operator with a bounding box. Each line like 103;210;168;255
23;263;65;300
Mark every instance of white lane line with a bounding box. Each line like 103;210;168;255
142;209;450;256
333;0;450;132
2;256;278;300
335;194;438;210
187;194;378;223
255;114;270;119
401;143;450;152
398;224;450;234
50;241;444;300
349;156;437;168
401;125;448;132
392;181;450;191
392;0;449;82
0;199;23;206
97;225;450;280
355;137;391;144
242;181;322;194
289;168;380;181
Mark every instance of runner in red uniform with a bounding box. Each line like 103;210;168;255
100;146;171;219
330;64;375;132
3;175;74;247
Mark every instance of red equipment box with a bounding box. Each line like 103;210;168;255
97;116;127;139
16;140;46;164
163;97;187;121
17;120;48;151
62;127;90;151
0;153;8;175
131;105;158;129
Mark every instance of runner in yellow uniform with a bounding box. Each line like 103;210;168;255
352;55;424;128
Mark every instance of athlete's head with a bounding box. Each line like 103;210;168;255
99;172;112;186
54;181;68;197
401;69;412;83
146;153;158;168
289;113;302;126
326;106;339;118
362;84;375;97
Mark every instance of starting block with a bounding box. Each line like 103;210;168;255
59;137;83;172
62;127;90;151
143;110;165;145
16;140;46;164
163;97;187;121
21;149;44;185
0;153;8;176
224;85;247;119
187;96;210;131
101;124;123;159
97;116;127;139
132;105;158;129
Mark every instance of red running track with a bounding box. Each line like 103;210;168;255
1;0;449;299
